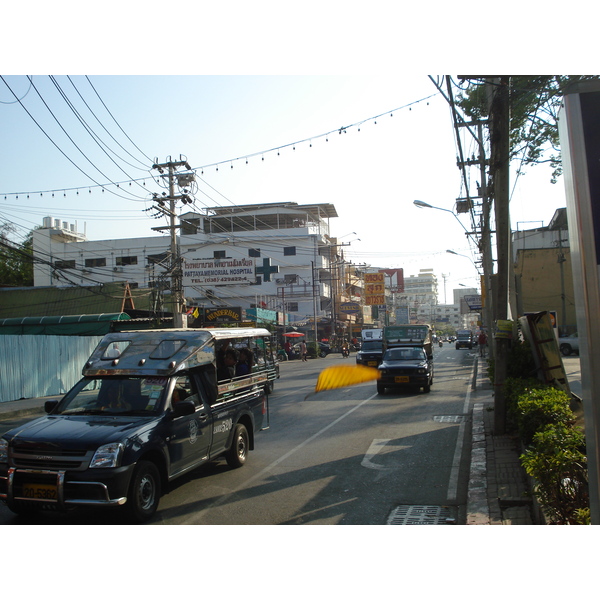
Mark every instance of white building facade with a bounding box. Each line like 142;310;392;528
32;203;345;328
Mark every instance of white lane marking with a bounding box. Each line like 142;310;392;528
446;361;476;502
181;392;378;524
361;439;393;470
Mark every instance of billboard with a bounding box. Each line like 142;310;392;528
182;256;255;286
365;272;385;306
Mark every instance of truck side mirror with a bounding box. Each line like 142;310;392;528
45;399;59;414
171;399;196;417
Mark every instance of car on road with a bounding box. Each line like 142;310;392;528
559;332;579;356
455;330;473;350
355;340;384;367
377;346;433;394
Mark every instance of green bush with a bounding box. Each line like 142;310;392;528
520;424;589;525
504;377;545;434
514;386;575;446
487;332;590;523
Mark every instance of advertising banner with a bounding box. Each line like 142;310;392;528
365;272;385;306
204;307;243;324
182;256;255;286
340;302;360;314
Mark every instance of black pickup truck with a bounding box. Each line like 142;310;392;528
0;328;275;522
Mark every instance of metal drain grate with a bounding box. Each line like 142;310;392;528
387;505;455;525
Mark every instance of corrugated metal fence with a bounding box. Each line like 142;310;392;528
0;335;103;403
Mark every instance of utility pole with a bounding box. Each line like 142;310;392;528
489;77;511;434
444;76;494;357
152;157;194;329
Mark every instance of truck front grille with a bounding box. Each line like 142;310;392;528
10;448;92;471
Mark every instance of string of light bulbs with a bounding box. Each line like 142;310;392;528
1;91;440;201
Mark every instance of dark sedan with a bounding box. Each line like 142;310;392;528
377;346;433;394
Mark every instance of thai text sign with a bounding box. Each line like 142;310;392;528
183;256;255;285
365;272;385;306
340;302;360;314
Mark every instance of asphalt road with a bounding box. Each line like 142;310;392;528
0;344;479;525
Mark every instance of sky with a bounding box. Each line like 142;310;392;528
3;2;598;582
1;4;594;313
0;73;569;302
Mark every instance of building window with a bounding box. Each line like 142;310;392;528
147;253;169;266
85;257;106;268
116;256;138;266
287;302;299;312
249;248;261;257
283;246;296;256
284;274;298;284
55;260;76;269
214;250;226;259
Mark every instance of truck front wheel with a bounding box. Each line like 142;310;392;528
226;423;249;468
126;460;161;523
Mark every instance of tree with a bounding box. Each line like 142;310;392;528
455;76;597;183
0;224;34;287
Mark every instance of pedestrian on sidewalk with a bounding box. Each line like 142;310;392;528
478;331;487;357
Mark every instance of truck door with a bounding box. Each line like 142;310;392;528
167;374;213;477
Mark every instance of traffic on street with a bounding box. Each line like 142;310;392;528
0;343;481;525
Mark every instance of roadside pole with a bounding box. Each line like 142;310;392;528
489;76;511;435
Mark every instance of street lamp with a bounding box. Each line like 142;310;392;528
446;249;482;276
413;200;470;236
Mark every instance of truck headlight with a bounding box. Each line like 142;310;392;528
90;442;124;468
0;438;8;463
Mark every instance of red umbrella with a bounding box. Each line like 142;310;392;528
283;332;305;337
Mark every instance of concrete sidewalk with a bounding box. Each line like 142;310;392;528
466;356;534;525
1;358;535;524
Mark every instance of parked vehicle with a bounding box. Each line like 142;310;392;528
559;332;579;356
0;327;276;522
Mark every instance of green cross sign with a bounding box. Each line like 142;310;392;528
256;258;279;282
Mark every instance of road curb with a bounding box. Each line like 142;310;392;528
467;402;490;525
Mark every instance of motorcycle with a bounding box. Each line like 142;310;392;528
439;340;443;348
341;346;350;358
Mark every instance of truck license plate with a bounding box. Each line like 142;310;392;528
22;483;58;500
394;376;409;383
367;361;377;366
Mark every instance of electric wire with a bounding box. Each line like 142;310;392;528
47;75;152;194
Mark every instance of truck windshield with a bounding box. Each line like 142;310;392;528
362;341;382;351
57;377;168;415
385;348;425;361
